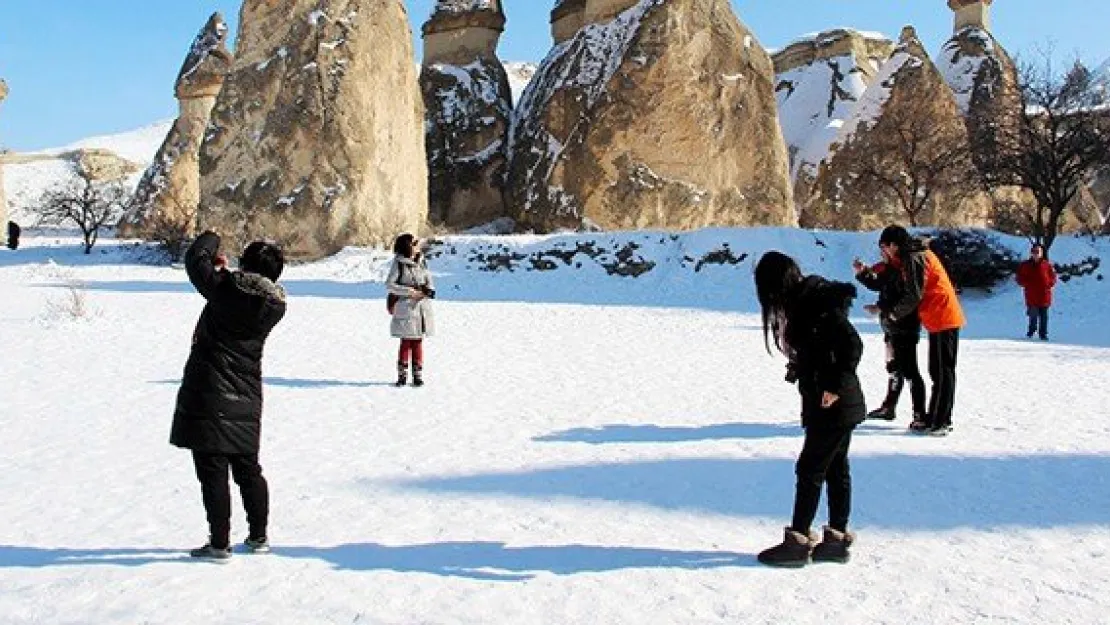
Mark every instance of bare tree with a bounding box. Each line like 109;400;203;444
35;168;128;254
833;94;982;227
973;51;1110;253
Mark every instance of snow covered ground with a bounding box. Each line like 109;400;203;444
1;227;1108;624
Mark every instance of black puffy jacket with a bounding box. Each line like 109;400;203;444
855;262;921;340
170;233;287;455
784;276;867;429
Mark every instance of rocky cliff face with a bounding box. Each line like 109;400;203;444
121;13;232;240
807;27;987;229
773;29;895;215
199;0;426;260
507;0;794;233
421;1;512;230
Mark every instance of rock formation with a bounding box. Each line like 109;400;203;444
421;0;513;229
120;13;232;239
773;29;895;214
199;0;426;260
808;26;988;229
507;0;794;233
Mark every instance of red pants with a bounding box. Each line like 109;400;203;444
398;339;424;368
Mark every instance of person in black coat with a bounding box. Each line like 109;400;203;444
852;254;925;422
754;251;866;567
170;231;287;560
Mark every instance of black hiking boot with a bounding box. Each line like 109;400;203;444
927;422;952;437
243;536;271;554
757;527;816;568
811;526;855;563
908;417;931;433
866;405;897;421
190;541;232;562
395;362;408;387
412;364;424;387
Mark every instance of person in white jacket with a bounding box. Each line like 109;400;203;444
386;233;435;387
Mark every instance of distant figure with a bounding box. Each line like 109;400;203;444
6;221;20;250
852;252;926;424
387;233;435;387
754;251;866;568
879;226;965;436
170;231;287;560
1015;243;1056;341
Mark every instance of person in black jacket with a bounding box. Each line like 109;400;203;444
170;231;287;560
754;251;866;567
852;254;925;423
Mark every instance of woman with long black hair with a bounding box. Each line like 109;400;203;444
753;251;867;567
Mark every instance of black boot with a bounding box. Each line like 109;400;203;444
866;405;896;421
412;363;424;387
811;526;855;563
395;362;408;387
757;527;816;568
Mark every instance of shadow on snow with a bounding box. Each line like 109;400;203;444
0;542;752;580
385;454;1110;532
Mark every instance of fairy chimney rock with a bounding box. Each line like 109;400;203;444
773;29;896;210
510;0;795;232
551;0;586;43
423;1;506;66
949;0;992;32
121;12;232;239
420;0;513;229
199;0;427;260
805;23;987;230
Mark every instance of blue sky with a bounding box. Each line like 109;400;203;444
1;0;1107;152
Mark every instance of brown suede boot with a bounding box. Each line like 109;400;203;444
811;526;855;563
757;527;817;568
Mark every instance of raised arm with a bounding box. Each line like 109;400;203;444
855;264;885;292
184;231;228;301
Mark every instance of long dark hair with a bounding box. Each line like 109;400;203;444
754;251;803;355
392;233;416;259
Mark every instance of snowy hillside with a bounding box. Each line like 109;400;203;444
35;119;174;164
1;226;1108;623
3;120;172;224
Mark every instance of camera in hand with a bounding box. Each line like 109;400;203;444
418;284;436;299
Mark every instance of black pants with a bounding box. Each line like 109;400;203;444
192;451;269;548
1026;306;1049;339
791;425;854;534
883;335;926;415
927;329;960;427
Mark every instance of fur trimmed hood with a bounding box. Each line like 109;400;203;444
232;271;286;303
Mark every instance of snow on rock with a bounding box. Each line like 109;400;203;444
772;28;895;216
199;0;426;261
507;0;793;232
804;27;985;230
422;58;513;229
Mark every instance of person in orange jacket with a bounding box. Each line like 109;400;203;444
1015;243;1057;341
879;226;965;436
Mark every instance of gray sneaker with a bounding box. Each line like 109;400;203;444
243;536;271;554
190;542;232;561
